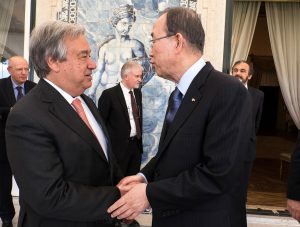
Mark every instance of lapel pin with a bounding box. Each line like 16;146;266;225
192;98;196;102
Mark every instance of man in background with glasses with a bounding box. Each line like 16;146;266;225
0;56;36;227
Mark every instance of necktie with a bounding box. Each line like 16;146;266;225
72;98;95;135
165;87;182;128
129;91;141;139
16;86;23;101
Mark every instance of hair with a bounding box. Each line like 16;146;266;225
162;7;205;53
120;60;143;79
110;4;136;27
29;20;85;78
232;60;254;75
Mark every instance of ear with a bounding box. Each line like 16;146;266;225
248;74;252;80
174;33;184;52
7;66;13;74
47;57;60;73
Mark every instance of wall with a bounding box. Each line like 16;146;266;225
34;0;228;165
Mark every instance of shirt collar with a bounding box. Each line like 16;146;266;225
120;81;131;93
43;78;79;104
11;77;24;89
177;57;206;96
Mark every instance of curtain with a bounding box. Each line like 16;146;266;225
0;0;15;58
231;1;261;67
265;2;300;129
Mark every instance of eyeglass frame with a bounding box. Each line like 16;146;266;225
9;67;29;72
149;33;176;46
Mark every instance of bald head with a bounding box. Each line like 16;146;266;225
8;56;29;85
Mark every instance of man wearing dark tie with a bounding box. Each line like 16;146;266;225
0;56;36;227
108;7;253;227
98;61;143;227
231;60;264;134
98;61;143;177
5;21;123;227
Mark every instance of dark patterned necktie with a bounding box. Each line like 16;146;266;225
129;91;141;139
165;87;182;128
16;86;24;101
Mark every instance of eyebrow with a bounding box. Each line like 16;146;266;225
77;50;90;56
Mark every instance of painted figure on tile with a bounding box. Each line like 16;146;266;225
87;4;153;102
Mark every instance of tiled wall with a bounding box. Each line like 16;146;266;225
35;0;227;165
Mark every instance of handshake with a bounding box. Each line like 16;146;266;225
107;174;150;222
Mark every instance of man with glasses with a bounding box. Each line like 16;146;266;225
108;7;253;227
0;56;36;227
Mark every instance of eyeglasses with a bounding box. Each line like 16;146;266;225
149;34;175;47
12;67;29;72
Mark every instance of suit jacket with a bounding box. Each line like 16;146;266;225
0;76;36;161
98;83;143;158
5;79;122;227
248;86;264;134
141;62;253;227
288;130;300;201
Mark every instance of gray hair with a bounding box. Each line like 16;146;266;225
121;60;143;79
163;7;205;53
29;21;85;78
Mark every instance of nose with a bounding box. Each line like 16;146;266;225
88;58;97;70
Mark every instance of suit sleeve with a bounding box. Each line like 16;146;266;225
255;92;264;134
6;108;120;222
143;82;253;210
288;130;300;201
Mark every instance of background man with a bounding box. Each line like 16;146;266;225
108;7;253;227
232;60;264;134
6;21;123;227
0;56;36;227
287;130;300;222
98;61;143;177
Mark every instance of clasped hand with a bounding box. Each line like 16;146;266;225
107;175;150;221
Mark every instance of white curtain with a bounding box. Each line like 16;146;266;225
0;0;15;57
265;2;300;129
231;1;261;67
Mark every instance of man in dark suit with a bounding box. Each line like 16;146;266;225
287;130;300;222
5;21;124;227
231;60;264;134
98;61;143;176
0;56;36;227
108;7;253;227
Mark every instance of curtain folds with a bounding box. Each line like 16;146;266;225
0;0;15;58
265;2;300;129
231;1;261;67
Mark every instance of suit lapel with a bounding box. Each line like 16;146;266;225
4;77;17;105
39;80;108;162
116;84;130;124
157;62;214;157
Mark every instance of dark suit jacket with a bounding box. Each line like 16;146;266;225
5;79;122;227
248;86;264;134
141;62;253;227
0;76;36;161
98;84;143;160
288;130;300;201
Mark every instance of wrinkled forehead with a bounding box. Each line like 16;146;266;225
152;13;167;37
233;62;250;71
